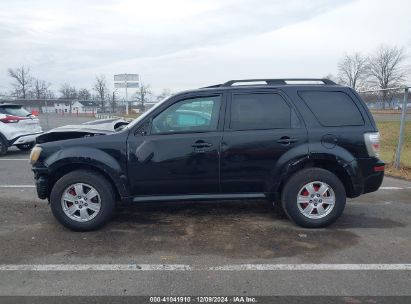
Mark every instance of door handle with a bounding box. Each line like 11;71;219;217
192;142;213;148
276;136;297;145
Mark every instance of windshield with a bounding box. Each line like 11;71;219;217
0;105;31;117
125;98;168;129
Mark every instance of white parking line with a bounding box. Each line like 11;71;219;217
209;264;411;271
380;186;404;190
0;264;191;271
0;159;29;161
0;264;410;271
0;185;35;188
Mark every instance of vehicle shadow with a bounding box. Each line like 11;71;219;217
334;212;405;229
102;200;363;260
114;200;404;230
1;199;404;263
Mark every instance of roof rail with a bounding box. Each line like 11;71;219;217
221;78;336;87
201;84;222;89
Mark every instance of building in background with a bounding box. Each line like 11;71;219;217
54;100;99;114
0;99;99;115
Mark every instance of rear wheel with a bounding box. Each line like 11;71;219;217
0;136;7;156
16;143;34;151
281;168;346;228
50;170;116;231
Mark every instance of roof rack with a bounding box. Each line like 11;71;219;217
223;78;336;86
201;78;336;88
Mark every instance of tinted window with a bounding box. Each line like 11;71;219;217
151;96;220;134
299;91;364;126
0;105;30;117
230;93;298;130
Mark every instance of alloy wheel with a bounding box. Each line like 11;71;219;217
61;183;101;222
296;181;335;219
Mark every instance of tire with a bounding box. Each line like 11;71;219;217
0;136;7;156
16;143;34;151
50;170;116;231
281;168;346;228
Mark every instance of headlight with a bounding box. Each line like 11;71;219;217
30;146;42;164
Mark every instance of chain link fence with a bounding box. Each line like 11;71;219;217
358;87;410;170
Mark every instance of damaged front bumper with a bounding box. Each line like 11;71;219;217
9;132;43;146
35;175;49;199
32;166;49;200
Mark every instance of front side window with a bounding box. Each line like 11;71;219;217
151;96;221;134
229;93;299;130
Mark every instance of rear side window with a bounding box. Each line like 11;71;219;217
299;91;364;126
229;93;300;130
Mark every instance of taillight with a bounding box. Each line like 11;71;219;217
0;115;25;123
364;132;380;158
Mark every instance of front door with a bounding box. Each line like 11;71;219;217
221;91;307;193
127;94;224;196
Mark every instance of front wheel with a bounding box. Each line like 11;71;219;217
50;170;116;231
281;168;346;228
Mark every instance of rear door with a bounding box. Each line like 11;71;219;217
221;90;307;193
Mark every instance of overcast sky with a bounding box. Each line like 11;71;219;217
1;0;410;96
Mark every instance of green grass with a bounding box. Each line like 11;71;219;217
376;120;411;167
375;120;411;180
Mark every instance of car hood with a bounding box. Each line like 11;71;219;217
36;118;128;144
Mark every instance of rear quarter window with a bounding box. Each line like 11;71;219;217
298;91;364;126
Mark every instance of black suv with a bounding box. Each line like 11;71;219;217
31;79;384;231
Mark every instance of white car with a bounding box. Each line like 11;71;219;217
0;103;43;156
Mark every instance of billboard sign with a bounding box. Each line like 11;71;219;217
114;73;140;115
114;82;139;88
114;74;139;82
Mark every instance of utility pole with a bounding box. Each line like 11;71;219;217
395;87;409;169
112;91;116;113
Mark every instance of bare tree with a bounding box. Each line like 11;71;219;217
8;66;32;99
59;83;77;99
31;79;51;99
59;83;77;114
322;74;340;85
78;88;91;100
93;75;108;112
134;83;152;111
110;91;117;113
156;89;172;102
367;45;407;109
337;53;368;90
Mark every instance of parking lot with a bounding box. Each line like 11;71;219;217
0;115;410;297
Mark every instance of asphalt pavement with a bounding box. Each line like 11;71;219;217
0;148;410;296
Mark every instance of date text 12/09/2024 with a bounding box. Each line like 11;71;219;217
149;296;257;303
